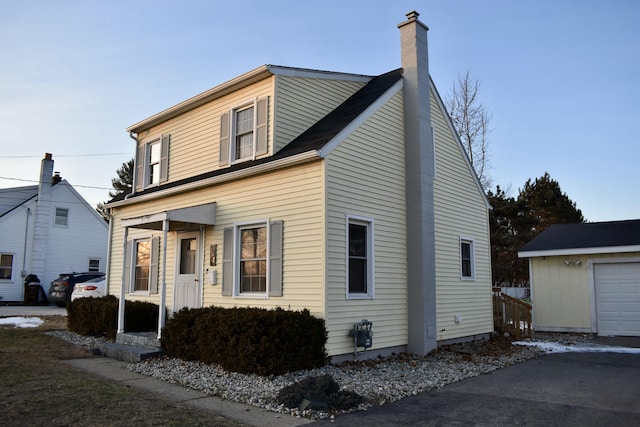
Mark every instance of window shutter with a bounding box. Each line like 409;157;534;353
255;97;268;156
160;134;170;183
222;227;233;296
219;112;230;166
135;144;145;190
124;241;132;293
150;237;160;294
269;220;283;297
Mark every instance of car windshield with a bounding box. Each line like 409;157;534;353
82;276;104;283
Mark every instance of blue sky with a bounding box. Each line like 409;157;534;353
1;0;638;222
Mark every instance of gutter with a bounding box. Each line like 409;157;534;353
125;131;138;200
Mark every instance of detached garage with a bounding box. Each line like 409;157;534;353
518;220;640;337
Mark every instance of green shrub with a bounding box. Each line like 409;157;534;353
67;296;160;341
161;306;328;376
276;375;365;411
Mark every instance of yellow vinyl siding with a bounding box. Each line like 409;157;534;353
135;76;275;183
325;90;407;356
274;76;366;150
530;252;639;331
431;89;493;341
107;161;326;315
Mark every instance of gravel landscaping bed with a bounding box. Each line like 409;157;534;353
48;330;549;420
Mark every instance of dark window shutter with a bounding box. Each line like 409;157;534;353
160;134;170;182
135;144;145;190
219;112;230;166
150;237;160;294
255;97;268;156
222;227;233;296
269;220;283;297
124;240;132;293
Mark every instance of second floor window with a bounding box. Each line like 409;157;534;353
148;140;161;185
235;106;255;161
55;208;68;226
135;134;170;191
219;97;268;166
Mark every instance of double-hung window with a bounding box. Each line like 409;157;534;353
347;215;374;299
221;220;283;298
134;239;151;292
219;97;268;166
0;254;13;280
55;208;68;226
135;134;170;191
460;237;475;280
125;237;160;294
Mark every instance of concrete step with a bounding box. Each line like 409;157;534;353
97;332;163;363
98;341;163;363
116;332;161;348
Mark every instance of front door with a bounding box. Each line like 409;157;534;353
174;231;201;312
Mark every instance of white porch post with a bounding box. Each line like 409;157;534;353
157;219;169;340
117;227;129;334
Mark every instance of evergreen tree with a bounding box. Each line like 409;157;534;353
96;158;134;221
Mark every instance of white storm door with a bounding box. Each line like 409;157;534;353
174;232;201;312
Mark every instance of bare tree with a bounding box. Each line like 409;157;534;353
446;71;492;190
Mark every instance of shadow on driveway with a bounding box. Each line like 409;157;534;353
312;352;640;426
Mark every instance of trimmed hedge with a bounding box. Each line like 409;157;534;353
161;306;328;376
67;295;159;340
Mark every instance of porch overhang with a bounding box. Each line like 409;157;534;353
121;202;216;231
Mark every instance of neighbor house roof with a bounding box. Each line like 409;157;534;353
0;185;37;218
518;219;640;257
108;68;403;206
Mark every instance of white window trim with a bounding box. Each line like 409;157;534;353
130;236;152;295
145;136;162;187
460;236;476;281
0;252;14;281
88;258;101;272
232;218;270;299
346;214;375;300
229;98;259;165
54;207;69;227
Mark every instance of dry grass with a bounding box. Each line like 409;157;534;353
0;316;245;427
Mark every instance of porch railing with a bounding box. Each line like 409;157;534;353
492;287;532;339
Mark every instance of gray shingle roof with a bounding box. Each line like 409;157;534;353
519;220;640;254
0;185;38;217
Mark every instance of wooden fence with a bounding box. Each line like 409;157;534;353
492;287;532;339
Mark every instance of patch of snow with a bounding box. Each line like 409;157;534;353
0;316;44;328
514;341;640;355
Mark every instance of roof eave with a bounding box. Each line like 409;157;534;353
518;245;640;258
127;65;274;133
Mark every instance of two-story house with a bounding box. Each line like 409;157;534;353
0;153;108;302
104;11;493;358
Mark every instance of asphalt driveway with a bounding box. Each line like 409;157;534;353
313;351;640;426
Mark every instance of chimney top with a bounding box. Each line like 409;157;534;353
52;171;62;185
398;10;428;31
45;153;52;160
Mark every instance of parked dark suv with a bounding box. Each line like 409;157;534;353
48;272;105;307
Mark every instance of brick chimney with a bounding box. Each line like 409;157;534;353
398;11;437;354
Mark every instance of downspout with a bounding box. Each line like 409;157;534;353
126;131;138;199
104;209;113;295
21;207;31;278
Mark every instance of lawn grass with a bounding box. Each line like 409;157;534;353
0;316;245;427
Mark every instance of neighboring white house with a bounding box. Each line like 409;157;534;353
518;220;640;337
0;153;109;302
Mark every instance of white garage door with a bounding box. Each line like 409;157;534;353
594;262;640;336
